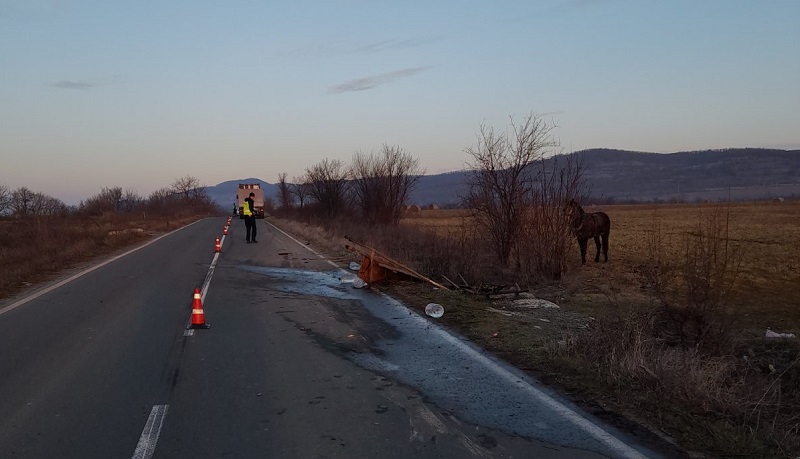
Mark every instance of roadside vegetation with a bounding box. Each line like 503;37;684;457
3;111;798;457
269;113;800;458
0;176;220;299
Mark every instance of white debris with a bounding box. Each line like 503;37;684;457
349;262;361;271
766;329;796;339
511;298;560;309
352;278;367;289
425;303;444;318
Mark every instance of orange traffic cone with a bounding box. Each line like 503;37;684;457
188;288;210;329
215;237;221;252
223;225;228;235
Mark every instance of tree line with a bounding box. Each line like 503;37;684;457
274;112;587;279
0;175;218;219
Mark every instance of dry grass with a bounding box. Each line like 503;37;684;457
273;201;800;458
0;213;208;300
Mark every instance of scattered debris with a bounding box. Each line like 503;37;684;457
425;303;444;318
349;261;360;271
442;274;527;297
486;307;519;317
765;329;796;339
344;236;448;290
352;278;366;289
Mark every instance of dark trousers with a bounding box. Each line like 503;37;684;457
244;216;257;242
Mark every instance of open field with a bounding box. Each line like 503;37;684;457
401;202;800;334
274;200;800;458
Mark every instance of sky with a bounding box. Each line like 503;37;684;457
1;0;799;205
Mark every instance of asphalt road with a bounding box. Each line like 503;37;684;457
0;217;659;458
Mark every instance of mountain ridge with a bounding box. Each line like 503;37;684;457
205;148;800;207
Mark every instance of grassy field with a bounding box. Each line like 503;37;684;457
401;202;800;334
275;200;800;458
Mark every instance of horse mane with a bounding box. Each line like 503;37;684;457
566;199;585;216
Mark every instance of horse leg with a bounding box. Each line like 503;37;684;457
602;233;609;262
593;235;601;262
579;238;588;264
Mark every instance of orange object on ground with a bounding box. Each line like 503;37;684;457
223;225;228;235
215;237;221;252
357;250;388;284
188;288;210;329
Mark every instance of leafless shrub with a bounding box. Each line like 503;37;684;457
646;205;743;353
464;113;559;268
305;158;350;224
276;172;293;211
171;174;213;208
290;175;310;209
350;145;421;225
517;154;587;280
0;184;12;216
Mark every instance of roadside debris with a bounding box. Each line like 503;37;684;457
765;329;796;339
352;278;367;289
425;303;444;318
442;274;527;297
344;236;448;290
349;261;360;271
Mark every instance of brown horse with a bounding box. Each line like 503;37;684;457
564;199;610;264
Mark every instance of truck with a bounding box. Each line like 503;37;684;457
237;183;265;219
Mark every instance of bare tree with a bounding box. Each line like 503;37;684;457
518;153;587;279
276;172;293;210
351;145;421;225
464;113;558;268
120;188;142;212
291;175;310;209
0;184;11;216
170;175;210;206
38;194;68;216
80;186;124;215
146;187;175;214
305;158;350;222
10;187;36;217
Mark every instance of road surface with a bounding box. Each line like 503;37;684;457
0;217;661;458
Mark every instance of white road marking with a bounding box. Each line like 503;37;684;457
184;234;223;336
132;404;169;459
377;290;650;459
266;221;340;269
0;221;201;317
270;221;649;459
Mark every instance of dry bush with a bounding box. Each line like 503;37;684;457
549;204;800;457
642;205;743;354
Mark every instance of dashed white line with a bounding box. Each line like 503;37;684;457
184;234;224;336
132;404;169;459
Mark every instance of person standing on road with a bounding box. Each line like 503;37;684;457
243;192;258;243
232;202;238;216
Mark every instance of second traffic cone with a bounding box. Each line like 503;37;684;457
215;237;221;252
223;225;228;235
188;288;210;329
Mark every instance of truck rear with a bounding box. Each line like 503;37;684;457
237;183;265;219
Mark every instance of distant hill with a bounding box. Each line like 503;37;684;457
207;149;800;208
572;148;800;202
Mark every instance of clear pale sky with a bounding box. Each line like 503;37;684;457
2;0;799;205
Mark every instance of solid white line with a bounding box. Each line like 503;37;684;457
131;404;169;459
0;221;202;317
271;221;648;459
380;291;649;459
265;220;340;269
